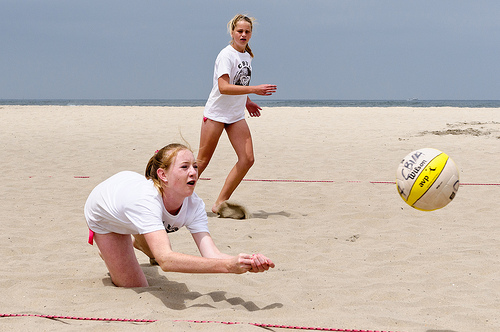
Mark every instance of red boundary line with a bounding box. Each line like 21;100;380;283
0;313;155;323
243;178;336;183
0;314;400;331
174;319;400;331
460;183;500;186
23;176;500;186
201;178;500;186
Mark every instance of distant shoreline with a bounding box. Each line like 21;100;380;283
1;99;500;108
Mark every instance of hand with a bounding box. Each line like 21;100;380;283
246;100;262;117
249;253;275;273
228;253;253;274
254;84;277;96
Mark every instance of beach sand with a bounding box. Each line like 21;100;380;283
1;105;499;331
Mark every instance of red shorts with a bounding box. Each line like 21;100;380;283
88;229;95;245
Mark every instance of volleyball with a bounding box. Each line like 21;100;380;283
396;148;459;211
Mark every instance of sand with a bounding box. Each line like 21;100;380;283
0;105;499;332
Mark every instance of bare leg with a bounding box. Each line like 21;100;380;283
213;119;254;212
133;234;154;258
94;232;148;287
197;118;225;176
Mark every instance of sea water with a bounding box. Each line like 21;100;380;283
1;99;500;108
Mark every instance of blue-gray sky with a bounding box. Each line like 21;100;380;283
1;0;499;100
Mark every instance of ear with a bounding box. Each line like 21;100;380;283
157;168;168;182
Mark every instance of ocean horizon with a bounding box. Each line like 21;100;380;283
1;99;500;108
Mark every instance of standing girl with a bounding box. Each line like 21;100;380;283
197;14;277;217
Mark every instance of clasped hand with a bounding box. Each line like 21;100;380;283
232;253;275;274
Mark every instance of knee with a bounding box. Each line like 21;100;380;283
197;157;210;169
239;155;254;170
112;276;149;288
196;158;210;174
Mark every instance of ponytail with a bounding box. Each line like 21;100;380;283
245;44;254;58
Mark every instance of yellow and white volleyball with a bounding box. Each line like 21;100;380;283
396;148;459;211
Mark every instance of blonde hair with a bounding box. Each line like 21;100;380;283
227;14;255;58
145;143;192;195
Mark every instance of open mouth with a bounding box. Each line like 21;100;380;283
187;180;196;186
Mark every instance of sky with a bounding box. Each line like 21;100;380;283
1;0;499;100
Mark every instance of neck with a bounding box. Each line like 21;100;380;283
162;191;184;215
231;42;246;53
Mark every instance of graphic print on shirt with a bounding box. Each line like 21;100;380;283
165;224;179;233
234;60;251;86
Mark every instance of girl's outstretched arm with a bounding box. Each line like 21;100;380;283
192;232;275;273
144;230;252;274
192;232;232;259
218;74;277;96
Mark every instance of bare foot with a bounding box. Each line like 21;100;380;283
213;201;250;219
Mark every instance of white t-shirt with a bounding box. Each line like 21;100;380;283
204;45;252;124
84;171;209;235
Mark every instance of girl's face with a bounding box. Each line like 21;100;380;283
231;20;252;52
163;149;198;198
